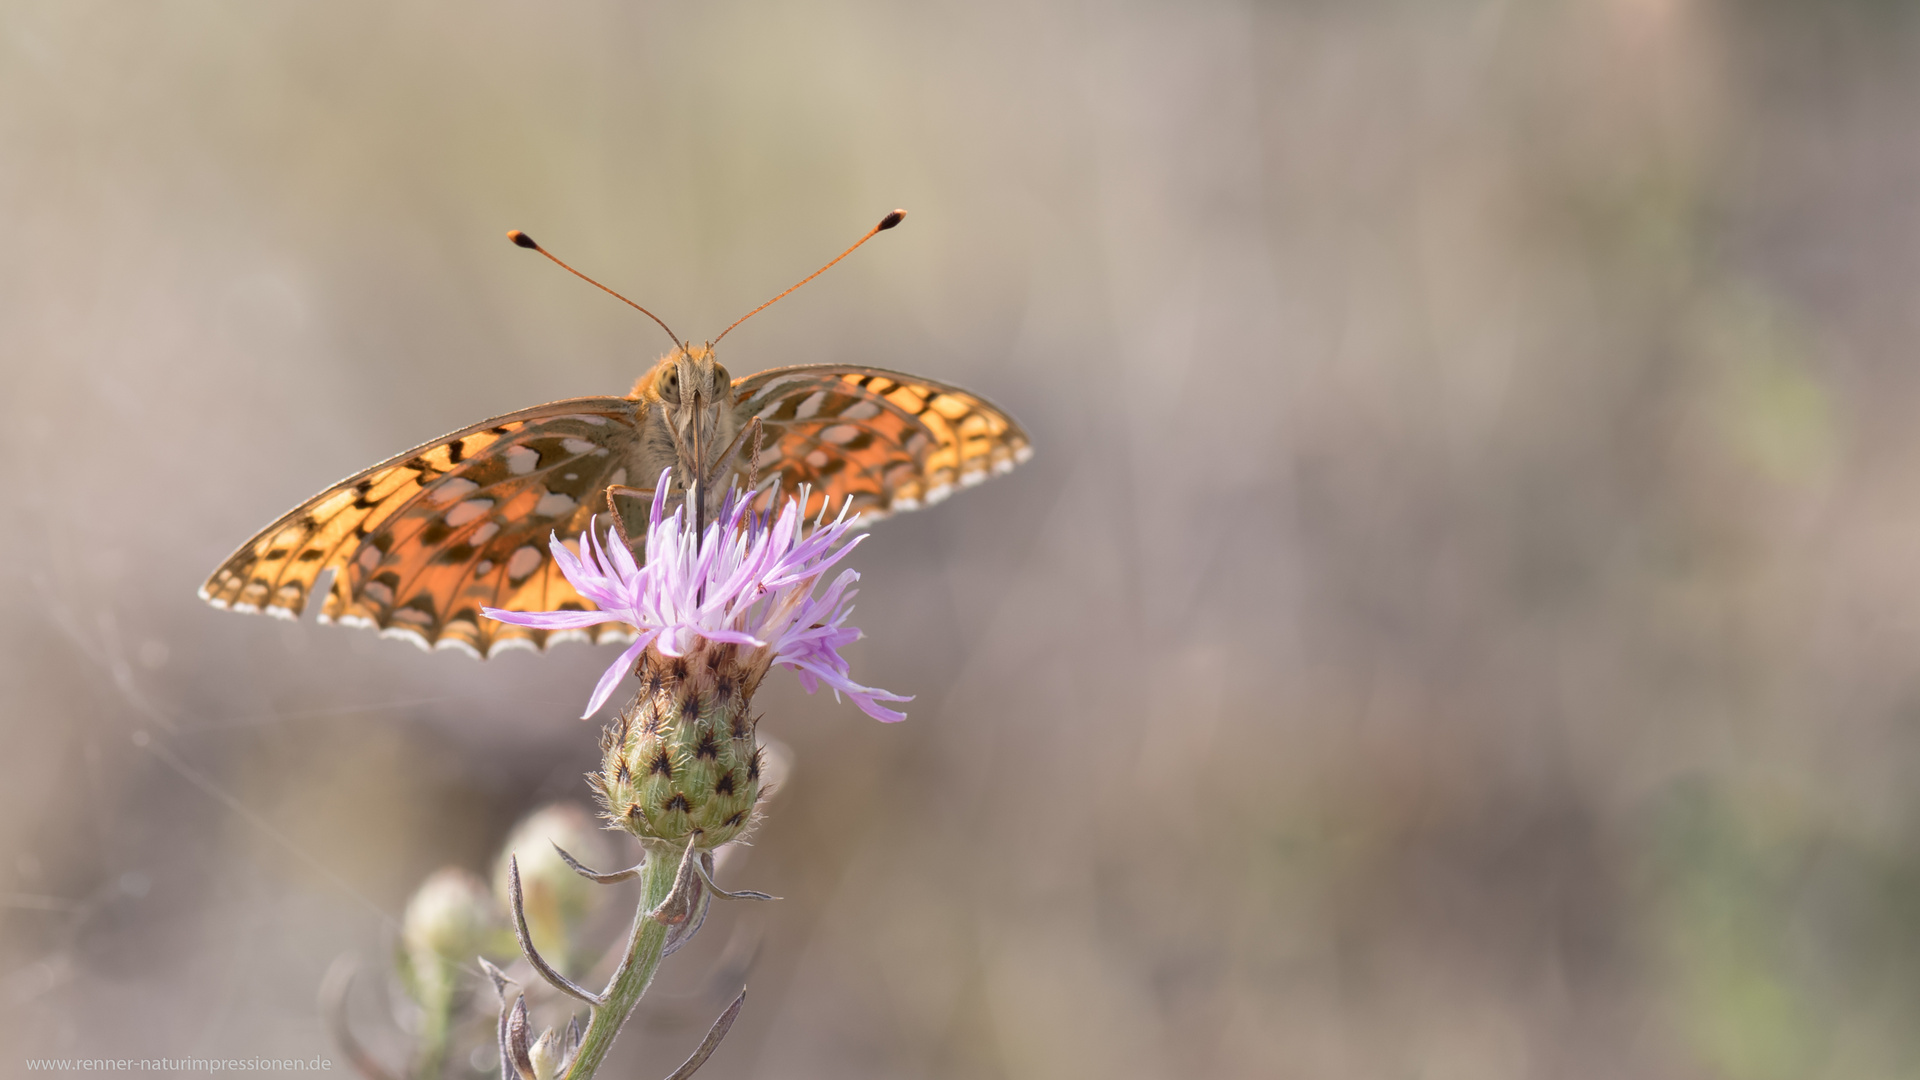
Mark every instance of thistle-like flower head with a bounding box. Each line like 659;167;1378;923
483;471;909;722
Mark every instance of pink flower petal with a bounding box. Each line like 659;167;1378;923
583;634;654;718
481;607;622;630
482;471;906;721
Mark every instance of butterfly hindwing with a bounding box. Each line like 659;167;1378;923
730;365;1032;521
201;398;644;656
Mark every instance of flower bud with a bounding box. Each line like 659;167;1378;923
592;645;765;850
528;1025;566;1080
492;803;614;975
399;867;496;1013
402;867;495;972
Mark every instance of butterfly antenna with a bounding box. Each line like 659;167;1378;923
710;209;906;346
507;231;684;352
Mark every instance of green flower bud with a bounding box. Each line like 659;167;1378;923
492;803;614;976
591;645;766;851
401;867;496;989
398;867;496;1078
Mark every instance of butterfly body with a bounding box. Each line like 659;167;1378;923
201;349;1030;658
617;344;743;539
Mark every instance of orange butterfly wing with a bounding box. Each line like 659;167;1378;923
730;365;1033;521
205;368;1033;655
200;398;646;657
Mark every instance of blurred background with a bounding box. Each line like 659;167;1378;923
7;0;1920;1076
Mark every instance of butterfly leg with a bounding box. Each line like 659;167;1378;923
663;409;697;472
747;416;764;495
605;484;657;551
705;416;764;492
660;417;707;539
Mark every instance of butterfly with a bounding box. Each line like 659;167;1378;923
200;212;1032;658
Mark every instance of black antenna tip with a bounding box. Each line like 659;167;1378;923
878;209;906;231
508;230;539;249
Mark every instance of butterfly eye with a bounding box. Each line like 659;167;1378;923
657;367;681;404
712;363;731;389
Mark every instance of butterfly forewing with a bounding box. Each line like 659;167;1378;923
732;365;1032;521
201;398;644;656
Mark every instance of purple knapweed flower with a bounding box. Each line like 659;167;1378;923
483;471;910;723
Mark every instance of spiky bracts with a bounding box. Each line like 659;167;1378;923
592;646;768;848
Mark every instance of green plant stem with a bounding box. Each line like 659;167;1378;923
563;845;680;1080
410;965;454;1080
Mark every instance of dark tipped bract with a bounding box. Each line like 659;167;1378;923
508;230;539;249
878;209;906;230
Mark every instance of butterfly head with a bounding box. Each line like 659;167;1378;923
635;344;743;508
641;344;733;429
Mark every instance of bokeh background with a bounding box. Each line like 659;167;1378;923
8;1;1920;1076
